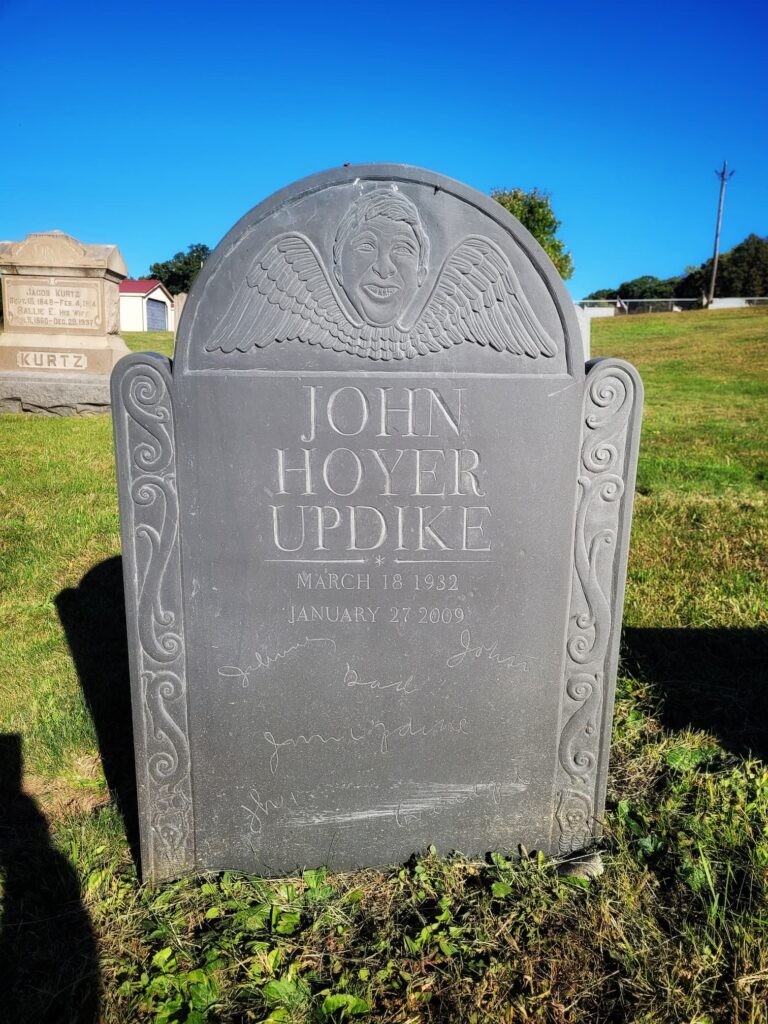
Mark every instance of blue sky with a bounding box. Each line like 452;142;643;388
2;0;766;299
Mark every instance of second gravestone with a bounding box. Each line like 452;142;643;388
113;165;643;880
0;231;129;414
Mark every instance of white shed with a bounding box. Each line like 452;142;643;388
119;279;176;332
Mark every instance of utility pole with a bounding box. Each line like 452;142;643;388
706;160;735;306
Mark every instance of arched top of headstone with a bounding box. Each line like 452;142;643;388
176;165;583;378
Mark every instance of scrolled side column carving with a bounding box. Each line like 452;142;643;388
555;360;642;857
112;355;193;879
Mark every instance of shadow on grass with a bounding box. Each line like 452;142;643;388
0;734;100;1023
55;556;140;864
623;626;768;761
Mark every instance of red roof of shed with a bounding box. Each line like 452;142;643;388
119;279;166;295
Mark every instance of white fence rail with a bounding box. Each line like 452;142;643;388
578;297;768;316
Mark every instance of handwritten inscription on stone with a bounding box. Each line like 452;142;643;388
218;636;337;687
241;778;531;837
343;663;417;695
264;715;470;775
446;628;537;671
4;277;102;331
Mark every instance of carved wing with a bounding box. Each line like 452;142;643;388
204;233;357;354
411;236;558;358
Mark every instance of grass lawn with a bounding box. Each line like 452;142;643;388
0;310;767;1022
123;331;176;359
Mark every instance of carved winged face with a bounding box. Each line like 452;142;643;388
205;188;559;361
338;216;421;327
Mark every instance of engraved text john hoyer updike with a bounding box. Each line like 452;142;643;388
269;384;492;556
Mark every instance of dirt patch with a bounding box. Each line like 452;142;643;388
23;755;110;819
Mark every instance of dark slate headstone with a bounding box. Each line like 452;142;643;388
112;165;643;881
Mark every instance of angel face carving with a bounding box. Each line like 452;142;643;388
205;186;558;362
333;190;429;328
339;219;419;325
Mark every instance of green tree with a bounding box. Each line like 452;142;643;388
675;235;768;299
146;243;211;295
615;274;681;300
491;188;574;279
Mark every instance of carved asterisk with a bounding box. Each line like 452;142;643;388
375;555;386;566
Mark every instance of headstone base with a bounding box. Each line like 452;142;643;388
0;333;130;375
0;371;112;415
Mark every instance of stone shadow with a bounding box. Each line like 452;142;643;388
622;626;768;761
0;734;101;1023
55;556;139;863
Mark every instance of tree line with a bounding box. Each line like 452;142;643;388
585;234;768;301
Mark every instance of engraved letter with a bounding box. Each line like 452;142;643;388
395;506;408;550
462;506;492;551
348;506;387;551
451;449;485;497
414;450;447;497
301;384;319;443
322;448;363;496
275;449;314;495
377;387;416;437
417;506;451;550
271;505;306;552
427;388;463;436
366;448;405;495
327;386;370;435
315;505;342;549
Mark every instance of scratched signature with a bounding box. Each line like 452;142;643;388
343;662;417;695
219;636;337;687
446;628;536;671
263;715;469;774
241;788;299;835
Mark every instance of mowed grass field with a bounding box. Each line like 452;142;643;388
0;309;766;1023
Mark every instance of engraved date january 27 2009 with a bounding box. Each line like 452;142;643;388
286;603;467;626
389;606;466;625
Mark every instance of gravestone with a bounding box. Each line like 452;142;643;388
112;165;642;881
0;231;129;414
173;291;188;332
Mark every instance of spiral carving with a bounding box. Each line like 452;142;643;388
558;672;601;783
587;370;628;423
567;630;592;663
149;747;178;778
129;472;182;666
114;356;193;877
582;371;633;475
556;360;639;855
568;473;621;666
122;366;173;475
566;674;594;702
583;440;618;474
